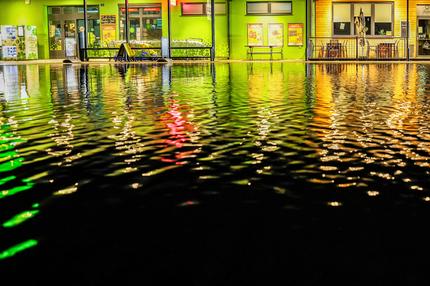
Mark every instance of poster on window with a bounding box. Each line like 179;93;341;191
65;37;76;57
102;25;116;43
288;23;304;46
247;23;263;46
25;26;38;60
268;23;283;47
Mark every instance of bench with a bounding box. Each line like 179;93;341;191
246;45;283;60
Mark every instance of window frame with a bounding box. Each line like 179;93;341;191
181;2;227;16
246;1;293;16
332;2;394;37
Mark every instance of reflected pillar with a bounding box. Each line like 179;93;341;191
211;0;215;61
167;0;172;58
83;0;88;60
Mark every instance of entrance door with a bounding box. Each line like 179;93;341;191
417;18;430;56
48;6;100;59
64;20;77;58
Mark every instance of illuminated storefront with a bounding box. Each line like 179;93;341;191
309;0;430;59
0;0;306;60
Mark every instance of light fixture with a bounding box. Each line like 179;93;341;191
25;0;31;4
170;0;177;6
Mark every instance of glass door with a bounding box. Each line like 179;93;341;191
76;19;101;48
64;20;77;58
417;18;430;56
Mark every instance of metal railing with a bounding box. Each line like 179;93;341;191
78;38;213;61
308;37;407;60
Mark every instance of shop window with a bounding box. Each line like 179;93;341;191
63;7;75;14
48;7;61;14
374;4;393;36
182;3;205;15
214;3;227;14
332;2;393;37
333;3;351;35
270;2;292;14
246;1;292;15
247;2;269;14
353;4;371;35
119;5;162;43
181;3;226;16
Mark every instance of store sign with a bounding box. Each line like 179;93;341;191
121;8;138;13
143;7;160;12
417;5;430;16
101;15;116;25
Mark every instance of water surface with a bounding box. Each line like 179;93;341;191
1;62;430;285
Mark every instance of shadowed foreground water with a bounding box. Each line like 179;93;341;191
1;63;430;285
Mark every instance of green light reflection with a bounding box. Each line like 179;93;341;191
0;175;16;186
2;210;40;228
0;240;38;260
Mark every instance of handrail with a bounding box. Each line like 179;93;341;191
308;36;407;60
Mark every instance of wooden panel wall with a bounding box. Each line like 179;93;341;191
314;0;430;57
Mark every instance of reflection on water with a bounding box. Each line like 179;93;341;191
1;62;430;275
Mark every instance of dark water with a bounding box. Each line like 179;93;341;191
1;63;430;285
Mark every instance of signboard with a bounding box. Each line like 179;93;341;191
247;23;264;46
116;42;135;60
268;23;284;47
288;23;304;46
101;15;116;25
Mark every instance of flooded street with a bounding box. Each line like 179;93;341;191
1;62;430;285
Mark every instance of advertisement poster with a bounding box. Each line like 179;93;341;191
2;46;17;60
65;38;77;57
268;23;284;47
25;26;38;59
288;23;304;46
0;70;4;95
1;25;17;42
101;15;116;43
102;25;116;43
247;23;263;46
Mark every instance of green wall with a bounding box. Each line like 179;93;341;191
170;1;229;58
230;0;307;60
0;0;306;60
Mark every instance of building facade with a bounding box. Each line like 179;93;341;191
310;0;430;59
0;0;307;60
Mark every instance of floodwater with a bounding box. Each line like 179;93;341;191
1;63;430;285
